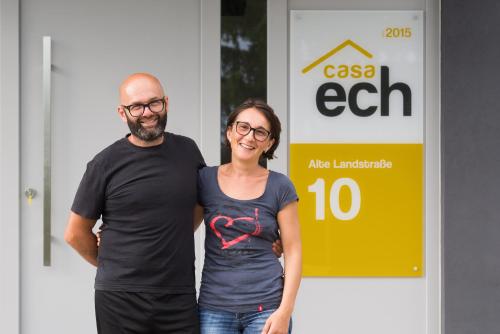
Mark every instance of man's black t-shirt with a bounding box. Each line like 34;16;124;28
71;132;205;293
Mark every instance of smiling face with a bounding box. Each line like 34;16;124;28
117;73;169;146
227;107;275;164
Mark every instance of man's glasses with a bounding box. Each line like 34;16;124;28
122;97;166;117
234;121;271;142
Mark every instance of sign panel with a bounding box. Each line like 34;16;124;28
290;11;424;276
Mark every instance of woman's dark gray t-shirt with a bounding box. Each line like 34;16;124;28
197;166;298;313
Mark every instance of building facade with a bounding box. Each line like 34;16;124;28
1;0;496;333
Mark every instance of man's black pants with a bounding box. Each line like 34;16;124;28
95;290;199;333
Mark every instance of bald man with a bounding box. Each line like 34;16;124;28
65;73;204;333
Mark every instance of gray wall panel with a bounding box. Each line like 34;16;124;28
443;1;500;333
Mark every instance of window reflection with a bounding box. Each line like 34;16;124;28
221;0;267;165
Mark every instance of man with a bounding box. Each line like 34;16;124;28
65;73;204;333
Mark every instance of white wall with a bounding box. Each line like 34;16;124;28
268;0;440;333
0;0;20;333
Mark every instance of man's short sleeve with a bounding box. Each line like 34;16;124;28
191;138;206;170
71;159;106;220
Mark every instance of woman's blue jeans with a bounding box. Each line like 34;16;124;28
199;307;292;334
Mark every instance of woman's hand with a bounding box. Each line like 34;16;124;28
261;308;291;334
95;230;101;247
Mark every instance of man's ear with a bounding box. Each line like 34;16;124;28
164;96;169;113
117;106;128;123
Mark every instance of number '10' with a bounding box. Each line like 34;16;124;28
308;178;361;221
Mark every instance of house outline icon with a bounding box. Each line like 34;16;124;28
302;39;373;74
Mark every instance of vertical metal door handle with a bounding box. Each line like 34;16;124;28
43;36;52;266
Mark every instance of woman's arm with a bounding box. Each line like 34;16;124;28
262;201;302;334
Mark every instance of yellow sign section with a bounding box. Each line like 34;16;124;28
290;143;423;277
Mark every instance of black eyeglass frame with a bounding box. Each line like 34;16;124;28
234;121;271;142
121;97;166;117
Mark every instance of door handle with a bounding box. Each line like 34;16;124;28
43;36;52;266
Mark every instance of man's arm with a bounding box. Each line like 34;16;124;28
194;204;204;231
64;211;98;267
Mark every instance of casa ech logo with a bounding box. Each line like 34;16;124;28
290;10;423;144
301;39;412;119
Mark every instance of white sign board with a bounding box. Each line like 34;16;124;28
290;11;424;277
290;10;423;143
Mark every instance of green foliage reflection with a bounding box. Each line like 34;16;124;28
221;0;267;164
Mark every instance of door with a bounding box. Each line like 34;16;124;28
20;1;206;332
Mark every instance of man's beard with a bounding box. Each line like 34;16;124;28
126;112;167;142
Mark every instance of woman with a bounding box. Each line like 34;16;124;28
195;98;302;334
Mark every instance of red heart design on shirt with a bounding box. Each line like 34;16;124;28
209;208;261;249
